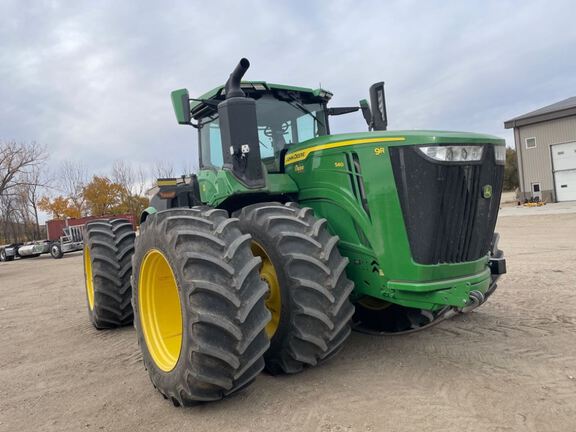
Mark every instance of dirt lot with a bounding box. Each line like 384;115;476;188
1;212;575;432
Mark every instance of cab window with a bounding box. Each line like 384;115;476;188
199;96;326;171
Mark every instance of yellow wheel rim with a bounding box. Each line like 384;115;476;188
84;247;95;311
251;242;281;338
138;249;183;372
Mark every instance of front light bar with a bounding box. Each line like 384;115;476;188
419;145;484;162
494;145;506;164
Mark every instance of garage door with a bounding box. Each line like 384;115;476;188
552;142;576;202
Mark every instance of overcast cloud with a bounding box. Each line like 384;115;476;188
2;0;576;177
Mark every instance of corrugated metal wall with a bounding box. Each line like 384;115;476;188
516;115;576;200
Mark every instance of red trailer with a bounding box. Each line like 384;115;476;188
45;214;137;259
46;214;137;241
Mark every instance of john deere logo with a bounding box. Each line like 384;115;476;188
482;185;493;199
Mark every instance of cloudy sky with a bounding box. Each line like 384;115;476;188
2;0;576;178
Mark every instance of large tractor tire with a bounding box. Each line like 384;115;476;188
83;219;135;329
236;202;355;375
132;208;270;405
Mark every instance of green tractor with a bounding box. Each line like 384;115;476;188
82;58;506;405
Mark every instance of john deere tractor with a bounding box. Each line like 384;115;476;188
82;58;506;406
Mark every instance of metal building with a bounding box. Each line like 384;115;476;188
504;97;576;202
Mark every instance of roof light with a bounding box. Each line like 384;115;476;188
418;145;484;162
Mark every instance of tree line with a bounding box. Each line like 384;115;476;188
37;160;150;220
0;140;178;244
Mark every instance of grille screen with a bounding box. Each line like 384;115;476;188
389;145;503;264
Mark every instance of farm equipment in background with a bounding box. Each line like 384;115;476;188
82;58;507;406
1;241;50;261
49;225;84;259
1;215;136;262
0;231;81;261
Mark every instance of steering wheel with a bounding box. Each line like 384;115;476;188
263;122;290;138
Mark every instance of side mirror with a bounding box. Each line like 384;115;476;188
359;99;372;130
170;89;191;125
369;82;388;131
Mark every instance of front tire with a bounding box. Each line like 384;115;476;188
83;219;135;329
236;202;355;375
132;208;270;405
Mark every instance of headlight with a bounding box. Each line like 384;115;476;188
418;145;484;162
494;145;506;164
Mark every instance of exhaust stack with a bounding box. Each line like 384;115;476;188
218;58;265;188
224;58;250;99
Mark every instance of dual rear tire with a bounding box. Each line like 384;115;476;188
83;204;355;404
83;219;135;329
236;203;355;374
132;208;271;405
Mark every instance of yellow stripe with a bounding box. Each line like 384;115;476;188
157;179;177;186
284;137;405;165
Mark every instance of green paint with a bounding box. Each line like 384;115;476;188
170;89;191;124
171;81;505;312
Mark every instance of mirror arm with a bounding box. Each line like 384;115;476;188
327;107;361;116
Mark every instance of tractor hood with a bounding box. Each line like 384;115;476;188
284;130;503;166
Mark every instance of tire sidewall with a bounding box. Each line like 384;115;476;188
247;229;293;358
132;218;191;393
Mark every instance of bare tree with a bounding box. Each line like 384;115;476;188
153;160;175;179
19;167;45;238
0;140;46;197
112;160;135;193
180;159;198;176
59;160;87;217
111;160;150;217
0;141;48;242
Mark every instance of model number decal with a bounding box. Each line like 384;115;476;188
374;147;386;156
334;161;345;168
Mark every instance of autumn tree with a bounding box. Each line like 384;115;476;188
38;196;81;219
82;176;125;216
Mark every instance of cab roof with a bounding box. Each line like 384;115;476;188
190;81;333;120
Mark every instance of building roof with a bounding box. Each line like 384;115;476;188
504;96;576;129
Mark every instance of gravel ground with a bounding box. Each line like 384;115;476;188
1;212;575;432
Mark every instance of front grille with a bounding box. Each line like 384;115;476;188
389;145;503;265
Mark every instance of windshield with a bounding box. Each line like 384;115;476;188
199;96;327;171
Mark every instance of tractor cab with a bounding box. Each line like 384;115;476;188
191;83;331;173
171;58;384;188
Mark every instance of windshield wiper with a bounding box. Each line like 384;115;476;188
281;93;324;128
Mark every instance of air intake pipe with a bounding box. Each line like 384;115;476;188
218;58;265;188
